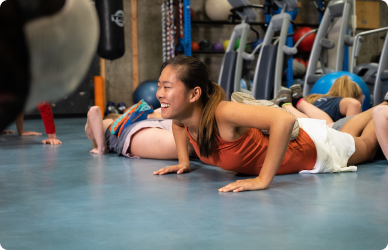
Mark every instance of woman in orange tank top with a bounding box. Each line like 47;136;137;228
153;55;386;192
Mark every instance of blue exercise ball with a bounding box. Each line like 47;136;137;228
311;71;371;111
133;80;161;109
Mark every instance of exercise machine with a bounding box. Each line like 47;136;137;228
351;27;388;106
303;0;353;96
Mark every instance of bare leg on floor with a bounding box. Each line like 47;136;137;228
130;127;194;160
372;105;388;160
348;119;379;165
340;102;388;137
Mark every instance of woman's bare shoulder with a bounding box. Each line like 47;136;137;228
215;101;231;118
215;101;244;124
216;100;237;111
215;100;249;118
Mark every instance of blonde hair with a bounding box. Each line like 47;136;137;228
92;113;121;148
305;76;363;104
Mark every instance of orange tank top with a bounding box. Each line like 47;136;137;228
186;126;317;175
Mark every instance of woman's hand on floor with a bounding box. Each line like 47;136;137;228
218;177;268;193
42;133;62;145
42;138;62;145
153;164;190;175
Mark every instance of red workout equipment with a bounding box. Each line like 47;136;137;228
293;27;316;52
304;59;309;68
191;42;200;51
295;58;305;64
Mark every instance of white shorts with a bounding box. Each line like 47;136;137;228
297;118;357;173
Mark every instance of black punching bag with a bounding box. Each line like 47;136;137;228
95;0;125;60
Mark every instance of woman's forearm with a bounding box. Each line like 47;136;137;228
172;121;191;167
257;115;295;187
15;112;24;135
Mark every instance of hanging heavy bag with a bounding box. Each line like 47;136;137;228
95;0;125;60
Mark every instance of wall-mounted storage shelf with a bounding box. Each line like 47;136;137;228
191;20;266;26
191;20;319;29
192;50;225;54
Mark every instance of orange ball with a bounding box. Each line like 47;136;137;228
191;42;199;51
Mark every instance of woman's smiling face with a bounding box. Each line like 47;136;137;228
157;65;191;120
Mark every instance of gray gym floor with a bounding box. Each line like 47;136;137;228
0;118;387;250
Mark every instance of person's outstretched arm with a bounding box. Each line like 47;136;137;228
37;102;62;145
217;102;295;192
15;112;42;136
85;106;108;154
293;99;333;124
153;120;191;175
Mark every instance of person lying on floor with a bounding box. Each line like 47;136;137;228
273;76;363;124
85;101;195;160
152;55;387;193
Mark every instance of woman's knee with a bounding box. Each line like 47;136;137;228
88;106;101;117
372;105;388;119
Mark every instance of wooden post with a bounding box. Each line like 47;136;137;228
131;0;139;90
100;58;107;110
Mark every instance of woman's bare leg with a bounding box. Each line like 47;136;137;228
340;102;388;137
348;119;379;165
372;105;388;160
130;128;193;160
85;106;109;154
339;97;362;117
85;110;96;141
296;100;333;124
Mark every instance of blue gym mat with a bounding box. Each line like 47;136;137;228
0;118;387;250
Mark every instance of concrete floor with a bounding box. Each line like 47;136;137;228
0;118;388;250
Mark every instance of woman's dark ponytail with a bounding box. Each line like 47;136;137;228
198;82;225;157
